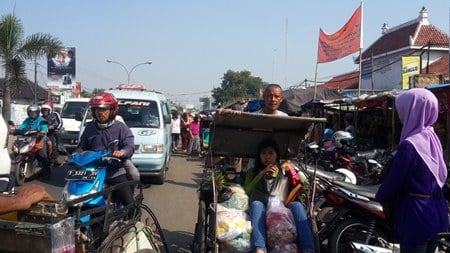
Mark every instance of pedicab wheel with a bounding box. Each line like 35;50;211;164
140;203;170;253
191;200;207;253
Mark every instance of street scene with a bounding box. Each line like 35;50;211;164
0;1;450;253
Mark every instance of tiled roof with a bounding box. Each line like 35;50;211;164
362;21;419;59
414;24;449;48
322;71;359;91
361;21;449;60
426;54;449;81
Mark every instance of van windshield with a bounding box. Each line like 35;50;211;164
118;100;160;128
61;102;88;119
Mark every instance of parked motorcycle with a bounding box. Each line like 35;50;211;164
313;174;398;253
11;129;47;185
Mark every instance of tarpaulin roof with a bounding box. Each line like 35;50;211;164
281;86;346;112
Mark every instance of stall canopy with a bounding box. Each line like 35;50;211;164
281;86;345;113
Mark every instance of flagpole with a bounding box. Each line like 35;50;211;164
314;61;319;100
358;1;364;97
358;48;362;97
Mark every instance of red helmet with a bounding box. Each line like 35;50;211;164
41;101;54;113
89;92;118;119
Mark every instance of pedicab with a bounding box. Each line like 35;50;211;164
191;109;326;253
0;180;168;253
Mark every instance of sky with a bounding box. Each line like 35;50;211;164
0;1;449;107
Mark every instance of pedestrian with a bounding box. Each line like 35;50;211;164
343;113;357;138
171;111;180;152
180;112;190;154
376;88;448;253
244;138;315;253
187;114;202;158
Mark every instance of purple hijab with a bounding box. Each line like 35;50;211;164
395;88;447;187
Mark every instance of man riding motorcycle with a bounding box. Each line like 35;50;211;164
16;104;52;178
76;92;135;207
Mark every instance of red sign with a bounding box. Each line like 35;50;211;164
117;84;145;90
317;5;362;63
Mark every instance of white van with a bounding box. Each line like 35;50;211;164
59;98;90;152
78;84;172;184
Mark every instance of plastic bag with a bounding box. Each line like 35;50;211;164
221;185;249;211
265;196;297;247
216;204;252;243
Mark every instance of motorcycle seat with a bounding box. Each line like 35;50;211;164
333;180;380;200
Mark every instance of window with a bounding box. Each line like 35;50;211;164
117;100;160;128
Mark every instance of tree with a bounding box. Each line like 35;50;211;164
0;14;62;121
92;88;105;95
211;70;266;106
80;89;92;98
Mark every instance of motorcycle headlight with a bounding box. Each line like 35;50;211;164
19;145;30;154
139;144;164;153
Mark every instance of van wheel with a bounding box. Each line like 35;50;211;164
153;160;167;185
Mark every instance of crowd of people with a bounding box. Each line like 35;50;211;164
1;84;449;253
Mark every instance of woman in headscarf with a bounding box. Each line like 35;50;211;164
376;88;448;253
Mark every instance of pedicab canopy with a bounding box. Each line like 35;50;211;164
210;109;327;158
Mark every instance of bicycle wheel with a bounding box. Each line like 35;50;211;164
191;200;207;253
140;203;170;253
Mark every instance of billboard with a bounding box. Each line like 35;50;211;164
47;47;76;89
401;55;421;89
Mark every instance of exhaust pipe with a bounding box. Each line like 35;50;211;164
350;242;399;253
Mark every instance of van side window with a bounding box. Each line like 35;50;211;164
161;102;170;124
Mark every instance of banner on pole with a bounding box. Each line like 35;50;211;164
317;5;362;63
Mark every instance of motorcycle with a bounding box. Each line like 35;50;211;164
61;140;122;245
11;128;48;185
61;140;166;252
312;174;398;253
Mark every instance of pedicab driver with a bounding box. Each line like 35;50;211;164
76;92;135;207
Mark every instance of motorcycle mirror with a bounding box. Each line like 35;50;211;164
368;159;378;165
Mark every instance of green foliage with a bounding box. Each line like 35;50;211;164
80;90;92;98
212;70;266;106
92;88;105;95
0;13;62;120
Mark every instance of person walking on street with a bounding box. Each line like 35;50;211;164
376;88;448;253
180;112;190;154
171;111;181;152
187;114;202;158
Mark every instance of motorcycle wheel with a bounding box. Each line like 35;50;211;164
14;161;29;186
328;218;389;253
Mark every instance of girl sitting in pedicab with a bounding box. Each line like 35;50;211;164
245;138;315;253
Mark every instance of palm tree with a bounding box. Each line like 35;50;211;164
0;14;62;121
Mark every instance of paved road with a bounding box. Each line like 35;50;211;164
24;151;206;253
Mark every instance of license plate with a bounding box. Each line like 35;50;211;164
66;170;98;181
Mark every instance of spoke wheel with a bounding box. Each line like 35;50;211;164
328;218;388;253
191;200;207;253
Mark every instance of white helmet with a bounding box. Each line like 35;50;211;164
332;130;353;148
41;104;52;113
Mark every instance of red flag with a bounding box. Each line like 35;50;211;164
317;5;362;63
